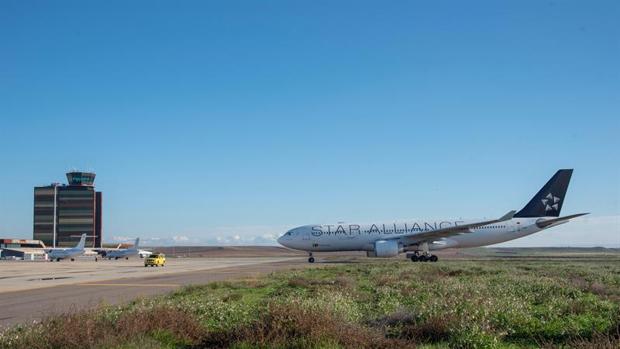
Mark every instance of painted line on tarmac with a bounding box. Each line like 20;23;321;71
79;283;181;287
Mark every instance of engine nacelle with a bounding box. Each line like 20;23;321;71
371;240;401;258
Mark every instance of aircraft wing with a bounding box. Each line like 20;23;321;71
399;210;516;244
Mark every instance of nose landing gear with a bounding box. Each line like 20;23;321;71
308;252;315;263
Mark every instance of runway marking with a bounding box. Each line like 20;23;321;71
79;283;181;287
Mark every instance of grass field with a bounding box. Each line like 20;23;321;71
1;257;619;348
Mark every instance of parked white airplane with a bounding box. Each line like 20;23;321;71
46;233;87;262
106;238;141;260
278;169;587;263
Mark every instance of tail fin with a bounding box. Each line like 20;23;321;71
514;169;573;218
76;233;87;249
134;238;140;249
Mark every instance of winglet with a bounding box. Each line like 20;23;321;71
499;210;516;221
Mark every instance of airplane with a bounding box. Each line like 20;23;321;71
138;249;153;258
278;169;588;263
105;238;141;260
46;233;87;262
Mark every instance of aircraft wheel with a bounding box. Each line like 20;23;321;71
410;255;419;262
125;257;129;260
70;258;75;262
430;255;438;262
308;257;315;263
115;257;119;260
418;255;428;262
56;258;61;262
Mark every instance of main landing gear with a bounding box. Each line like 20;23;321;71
408;242;438;262
308;252;315;263
409;252;438;262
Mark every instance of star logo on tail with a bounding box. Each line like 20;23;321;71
541;193;561;211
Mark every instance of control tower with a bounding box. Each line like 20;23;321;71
33;171;103;248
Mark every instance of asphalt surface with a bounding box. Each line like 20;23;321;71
0;258;308;328
0;257;300;293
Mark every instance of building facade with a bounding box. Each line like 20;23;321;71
0;238;46;260
33;172;102;248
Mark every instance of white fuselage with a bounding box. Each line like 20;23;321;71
47;247;84;260
107;248;138;259
278;217;558;252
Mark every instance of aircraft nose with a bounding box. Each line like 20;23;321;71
277;235;285;246
277;233;290;247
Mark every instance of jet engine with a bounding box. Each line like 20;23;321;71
368;240;401;258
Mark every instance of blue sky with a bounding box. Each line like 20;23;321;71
1;1;618;246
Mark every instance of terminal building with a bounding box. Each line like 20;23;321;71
0;238;46;260
33;171;102;248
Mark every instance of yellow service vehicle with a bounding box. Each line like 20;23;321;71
144;253;166;267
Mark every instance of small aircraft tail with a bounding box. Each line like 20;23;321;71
514;169;573;218
76;233;87;249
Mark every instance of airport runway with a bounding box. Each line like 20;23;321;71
0;257;307;328
0;257;304;293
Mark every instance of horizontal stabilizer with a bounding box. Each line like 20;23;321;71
535;213;589;229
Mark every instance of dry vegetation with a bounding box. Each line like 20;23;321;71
2;258;619;348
